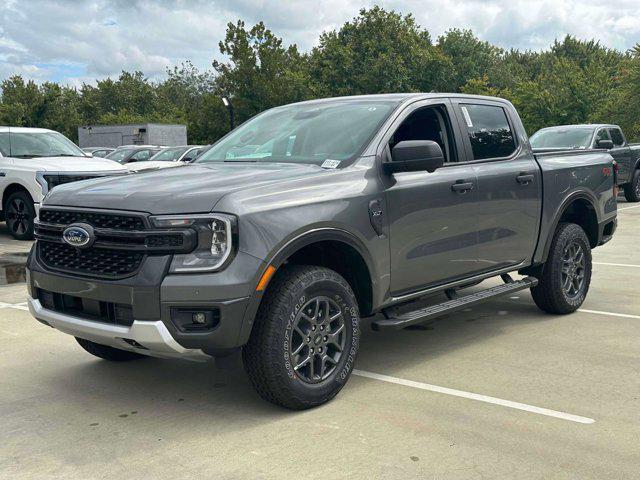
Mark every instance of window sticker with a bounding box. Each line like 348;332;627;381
321;159;341;169
461;106;473;128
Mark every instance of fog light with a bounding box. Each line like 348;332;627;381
192;312;207;324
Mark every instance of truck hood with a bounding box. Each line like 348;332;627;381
44;162;326;214
20;156;127;172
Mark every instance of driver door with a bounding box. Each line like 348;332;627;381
382;99;482;296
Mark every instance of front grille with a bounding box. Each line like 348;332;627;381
40;241;144;278
44;174;104;191
38;288;134;326
36;208;195;279
39;210;145;230
146;235;184;248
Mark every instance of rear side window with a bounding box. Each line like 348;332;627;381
460;104;516;160
609;128;624;147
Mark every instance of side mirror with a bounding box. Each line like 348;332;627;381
383;140;445;175
597;139;614;150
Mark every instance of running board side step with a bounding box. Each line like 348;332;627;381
372;276;538;331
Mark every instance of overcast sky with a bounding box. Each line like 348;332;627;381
2;0;640;86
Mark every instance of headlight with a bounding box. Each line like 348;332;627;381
151;214;236;273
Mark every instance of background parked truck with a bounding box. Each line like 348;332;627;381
530;124;640;202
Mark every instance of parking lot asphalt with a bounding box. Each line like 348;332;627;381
1;204;639;479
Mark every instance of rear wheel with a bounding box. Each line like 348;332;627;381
531;222;592;314
243;265;360;410
623;169;640;202
4;191;35;240
76;337;147;361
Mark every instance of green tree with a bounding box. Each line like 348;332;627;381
437;29;502;91
0;76;43;126
595;45;640;141
310;7;453;96
213;20;313;125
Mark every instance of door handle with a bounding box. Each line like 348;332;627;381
451;181;474;193
516;173;535;185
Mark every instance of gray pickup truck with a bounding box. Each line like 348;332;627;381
531;124;640;202
27;94;617;409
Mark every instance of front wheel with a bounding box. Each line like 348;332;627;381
4;191;36;240
243;265;360;410
623;170;640;202
531;222;592;314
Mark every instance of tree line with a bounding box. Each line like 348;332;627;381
1;6;639;144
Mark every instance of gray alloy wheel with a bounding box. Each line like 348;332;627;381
560;241;586;299
289;296;347;384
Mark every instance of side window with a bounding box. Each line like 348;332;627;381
609;128;624;147
131;150;151;161
0;133;9;156
389;105;457;162
460;104;516;160
594;129;610;146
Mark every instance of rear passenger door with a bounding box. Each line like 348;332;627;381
608;127;632;183
451;99;542;272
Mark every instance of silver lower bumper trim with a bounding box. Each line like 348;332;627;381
28;298;210;362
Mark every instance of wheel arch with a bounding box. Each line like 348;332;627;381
2;182;35;211
267;228;377;317
237;228;378;347
541;193;599;262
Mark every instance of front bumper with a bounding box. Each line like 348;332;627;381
28;297;210;361
27;246;265;357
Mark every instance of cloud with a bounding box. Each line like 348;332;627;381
1;0;639;86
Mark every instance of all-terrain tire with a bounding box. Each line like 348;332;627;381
76;337;147;361
4;190;36;240
623;169;640;202
531;222;592;314
243;265;360;410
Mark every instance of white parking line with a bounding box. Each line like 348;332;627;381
618;204;640;211
593;261;640;268
352;369;595;424
578;308;640;320
0;302;28;311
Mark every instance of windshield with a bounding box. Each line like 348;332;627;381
196;100;398;166
4;131;85;158
530;128;594;149
106;149;134;162
149;147;189;162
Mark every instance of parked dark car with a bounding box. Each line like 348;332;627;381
82;147;115;158
531;124;640;202
105;146;163;164
27;94;617;409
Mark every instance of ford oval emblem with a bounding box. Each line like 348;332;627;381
62;224;94;249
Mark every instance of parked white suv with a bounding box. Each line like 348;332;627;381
0;127;128;240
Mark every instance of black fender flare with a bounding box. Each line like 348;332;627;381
538;190;600;263
236;227;379;345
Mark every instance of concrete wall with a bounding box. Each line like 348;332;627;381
78;124;187;148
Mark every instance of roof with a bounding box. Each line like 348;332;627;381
537;124;619;131
0;126;57;133
284;92;512;107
